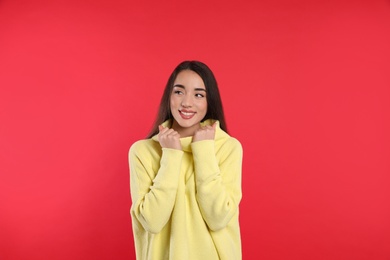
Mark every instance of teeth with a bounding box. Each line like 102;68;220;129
181;111;195;116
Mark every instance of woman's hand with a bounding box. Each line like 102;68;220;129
158;125;182;150
192;122;217;142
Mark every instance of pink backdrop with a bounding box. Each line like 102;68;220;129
1;0;389;259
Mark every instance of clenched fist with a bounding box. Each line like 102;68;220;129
192;122;216;143
158;125;182;150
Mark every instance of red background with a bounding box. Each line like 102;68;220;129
1;0;389;259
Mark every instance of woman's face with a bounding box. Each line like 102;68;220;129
170;70;208;137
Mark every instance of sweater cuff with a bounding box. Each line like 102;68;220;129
153;148;183;187
191;140;219;182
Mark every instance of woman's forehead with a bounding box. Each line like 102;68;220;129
173;70;205;89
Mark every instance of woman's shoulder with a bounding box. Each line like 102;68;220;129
215;131;242;157
129;138;159;156
220;136;242;150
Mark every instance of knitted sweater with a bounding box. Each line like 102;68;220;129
129;119;242;260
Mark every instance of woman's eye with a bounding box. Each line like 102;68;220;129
195;93;204;98
174;90;183;95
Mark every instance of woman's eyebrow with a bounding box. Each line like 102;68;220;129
194;88;206;92
173;84;206;92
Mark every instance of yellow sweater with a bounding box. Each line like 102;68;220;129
129;119;242;260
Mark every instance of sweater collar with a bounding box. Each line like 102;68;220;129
151;119;228;152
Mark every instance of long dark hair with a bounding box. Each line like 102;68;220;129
147;60;228;138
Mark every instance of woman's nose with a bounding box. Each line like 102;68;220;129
181;94;193;107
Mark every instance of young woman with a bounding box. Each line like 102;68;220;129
129;61;243;260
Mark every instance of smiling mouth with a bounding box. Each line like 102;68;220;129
179;110;196;119
180;110;195;115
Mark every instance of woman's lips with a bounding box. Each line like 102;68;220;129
179;110;196;119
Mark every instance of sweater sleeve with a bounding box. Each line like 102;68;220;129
129;142;183;234
191;138;243;231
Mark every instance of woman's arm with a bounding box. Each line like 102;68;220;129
191;138;243;231
129;143;183;234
